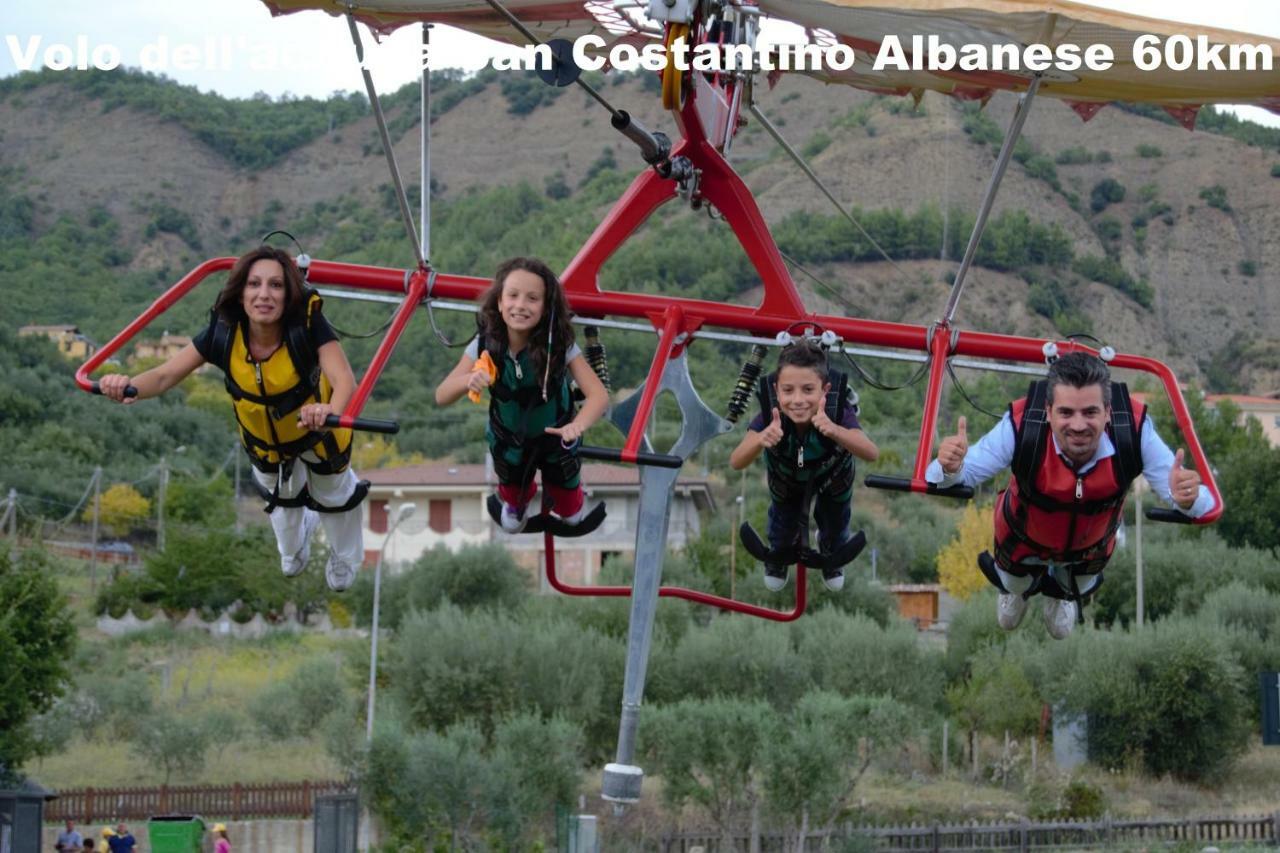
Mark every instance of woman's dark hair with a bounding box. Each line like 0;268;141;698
213;246;309;325
1047;352;1111;406
776;338;830;383
478;257;575;382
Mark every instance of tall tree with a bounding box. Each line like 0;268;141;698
0;548;77;783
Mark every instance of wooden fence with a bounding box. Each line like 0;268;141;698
45;781;352;823
662;812;1280;852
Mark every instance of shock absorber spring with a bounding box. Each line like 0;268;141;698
726;344;769;423
583;325;611;393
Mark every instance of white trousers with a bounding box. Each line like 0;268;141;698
251;456;364;569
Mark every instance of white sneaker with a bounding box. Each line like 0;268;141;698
558;504;589;526
997;593;1030;630
1042;598;1078;640
499;503;527;533
763;563;789;592
281;510;319;578
325;554;358;592
821;566;845;592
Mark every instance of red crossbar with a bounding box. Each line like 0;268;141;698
542;531;808;622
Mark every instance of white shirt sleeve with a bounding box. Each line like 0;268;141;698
924;413;1016;488
464;336;480;359
1138;415;1214;518
565;342;583;363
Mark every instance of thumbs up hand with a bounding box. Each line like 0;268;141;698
760;407;785;448
1168;448;1201;510
937;415;969;475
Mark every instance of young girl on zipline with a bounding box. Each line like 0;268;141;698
435;257;608;532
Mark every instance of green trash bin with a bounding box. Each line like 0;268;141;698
148;815;205;853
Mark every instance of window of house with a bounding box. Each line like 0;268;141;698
369;499;388;534
429;499;452;534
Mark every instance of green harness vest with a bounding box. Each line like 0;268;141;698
483;339;579;488
757;370;856;504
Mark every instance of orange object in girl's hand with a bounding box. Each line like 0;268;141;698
468;350;497;402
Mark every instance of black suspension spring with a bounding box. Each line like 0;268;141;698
583;325;611;393
726;344;769;423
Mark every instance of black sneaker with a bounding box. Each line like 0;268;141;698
820;565;845;592
763;562;789;592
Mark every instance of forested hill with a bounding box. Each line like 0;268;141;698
2;64;1279;398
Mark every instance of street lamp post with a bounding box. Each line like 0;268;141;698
366;502;416;743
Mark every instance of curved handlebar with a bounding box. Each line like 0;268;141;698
1145;507;1193;525
90;381;138;399
865;474;974;500
577;445;683;469
323;414;399;435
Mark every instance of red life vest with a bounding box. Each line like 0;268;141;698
992;388;1145;573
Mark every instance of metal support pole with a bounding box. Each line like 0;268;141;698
345;13;425;268
1135;485;1144;628
420;23;432;261
368;504;415;743
233;445;242;534
90;467;102;592
942;74;1043;325
601;352;730;808
157;456;168;552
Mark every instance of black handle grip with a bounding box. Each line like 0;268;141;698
578;444;683;469
91;381;137;398
323;414;400;434
864;474;974;500
1145;507;1192;524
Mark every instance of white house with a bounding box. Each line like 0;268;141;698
361;462;716;587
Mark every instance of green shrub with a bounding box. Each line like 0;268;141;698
1090;178;1126;213
802;130;832;158
348;544;529;630
1199;185;1231;211
795;610;946;712
1045;618;1250;783
1135;143;1163;158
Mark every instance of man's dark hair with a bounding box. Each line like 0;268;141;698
1047;352;1111;406
776;339;829;383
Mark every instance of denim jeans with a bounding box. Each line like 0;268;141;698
767;495;852;555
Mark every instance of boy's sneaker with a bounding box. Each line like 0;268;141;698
499;503;527;533
281;510;319;578
763;562;790;592
325;554;358;592
1042;598;1078;640
997;592;1030;630
820;566;845;592
558;504;589;526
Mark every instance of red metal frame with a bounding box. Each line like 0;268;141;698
75;31;1222;621
76;255;1225;528
543;531;809;622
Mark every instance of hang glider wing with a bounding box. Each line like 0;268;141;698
758;0;1280;118
262;0;1280;120
262;0;657;47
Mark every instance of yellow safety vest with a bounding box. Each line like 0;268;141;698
216;294;352;472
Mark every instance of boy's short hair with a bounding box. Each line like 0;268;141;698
776;339;829;383
1047;352;1111;406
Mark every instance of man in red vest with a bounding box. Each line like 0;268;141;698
927;352;1209;638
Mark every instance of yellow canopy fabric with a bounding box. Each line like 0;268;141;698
262;0;1280;111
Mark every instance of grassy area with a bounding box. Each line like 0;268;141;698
26;553;1280;824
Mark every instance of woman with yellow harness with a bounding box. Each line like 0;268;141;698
97;245;366;591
